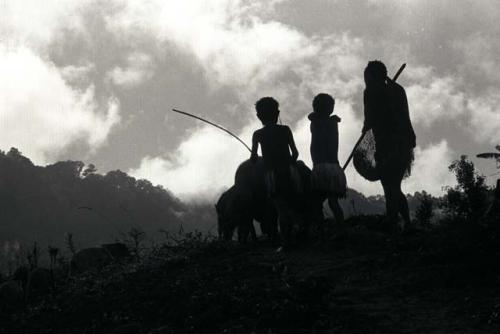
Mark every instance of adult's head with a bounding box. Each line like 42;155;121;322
312;93;335;116
364;60;387;88
255;97;280;125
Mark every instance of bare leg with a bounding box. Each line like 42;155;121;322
312;193;325;230
274;198;292;248
250;221;257;242
397;184;411;227
381;177;398;224
265;200;279;243
328;197;344;224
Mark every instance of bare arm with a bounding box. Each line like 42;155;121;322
251;131;259;163
333;121;339;162
287;127;299;162
362;89;372;133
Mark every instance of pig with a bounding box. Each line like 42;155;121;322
215;184;256;242
216;158;315;244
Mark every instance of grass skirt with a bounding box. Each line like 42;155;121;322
311;163;347;197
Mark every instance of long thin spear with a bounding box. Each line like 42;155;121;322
172;108;252;152
342;63;406;171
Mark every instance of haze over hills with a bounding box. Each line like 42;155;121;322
0;148;215;255
0;147;432;254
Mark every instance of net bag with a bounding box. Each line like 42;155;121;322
352;129;415;182
353;129;379;181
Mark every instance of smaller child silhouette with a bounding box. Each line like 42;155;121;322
308;93;346;225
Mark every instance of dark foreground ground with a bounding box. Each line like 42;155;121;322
3;216;500;333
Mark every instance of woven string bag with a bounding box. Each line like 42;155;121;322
353;129;379;181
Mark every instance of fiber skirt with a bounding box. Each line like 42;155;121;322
311;163;347;197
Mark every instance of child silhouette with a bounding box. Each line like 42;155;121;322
308;93;346;226
251;97;299;246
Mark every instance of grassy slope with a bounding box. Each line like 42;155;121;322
3;216;500;334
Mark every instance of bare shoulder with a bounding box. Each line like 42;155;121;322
278;124;292;132
388;80;406;95
253;128;263;137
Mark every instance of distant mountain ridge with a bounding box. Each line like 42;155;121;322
0;148;429;257
0;148;214;252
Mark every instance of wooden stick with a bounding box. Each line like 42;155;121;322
342;63;406;171
172;108;252;152
342;134;365;170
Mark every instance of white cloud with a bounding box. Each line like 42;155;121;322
129;122;255;202
0;46;120;164
60;63;95;86
106;0;317;88
468;94;500;145
106;52;154;88
454;34;500;83
403;140;456;196
405;66;466;127
0;0;86;51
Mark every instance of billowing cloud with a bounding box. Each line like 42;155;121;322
405;67;466;127
0;0;86;51
60;63;95;86
0;47;120;164
129;123;255;202
106;52;154;88
468;94;500;145
403;141;456;196
106;0;318;88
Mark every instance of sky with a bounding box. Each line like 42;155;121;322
1;0;499;202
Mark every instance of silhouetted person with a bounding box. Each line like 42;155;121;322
308;93;346;227
362;60;416;228
251;97;299;246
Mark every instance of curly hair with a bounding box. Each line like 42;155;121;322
312;93;335;114
255;97;279;124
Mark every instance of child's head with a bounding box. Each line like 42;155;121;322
255;97;279;125
312;93;335;116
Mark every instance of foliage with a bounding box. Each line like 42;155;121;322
0;147;215;252
5;216;500;333
27;242;39;269
442;155;489;221
415;191;434;226
120;227;146;258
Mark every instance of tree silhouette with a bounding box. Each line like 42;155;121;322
443;155;489;221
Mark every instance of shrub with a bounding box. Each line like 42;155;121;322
415;191;434;226
442;155;489;221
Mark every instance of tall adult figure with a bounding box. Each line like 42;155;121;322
362;60;416;228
